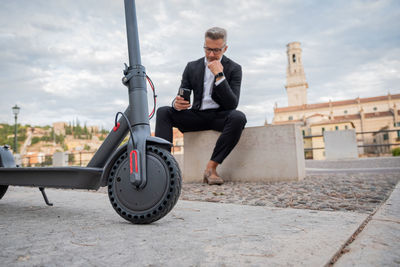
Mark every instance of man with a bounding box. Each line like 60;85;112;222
155;27;246;185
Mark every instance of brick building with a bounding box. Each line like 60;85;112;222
273;42;400;159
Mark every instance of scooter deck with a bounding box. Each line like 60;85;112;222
0;167;103;190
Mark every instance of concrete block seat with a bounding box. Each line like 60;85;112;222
183;125;305;183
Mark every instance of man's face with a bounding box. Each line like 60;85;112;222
204;38;227;62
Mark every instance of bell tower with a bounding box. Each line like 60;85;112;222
285;42;308;106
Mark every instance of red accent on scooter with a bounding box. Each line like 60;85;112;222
129;150;138;174
113;122;121;132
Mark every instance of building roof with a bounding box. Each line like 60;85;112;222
275;93;400;113
332;114;360;120
364;111;392;118
274;110;400;125
310;120;355;128
273;120;302;125
306;113;325;118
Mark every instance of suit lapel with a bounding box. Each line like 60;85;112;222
197;57;206;98
221;55;228;73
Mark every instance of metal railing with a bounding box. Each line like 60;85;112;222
18;129;399;166
21;151;95;167
20;145;185;167
303;129;400;153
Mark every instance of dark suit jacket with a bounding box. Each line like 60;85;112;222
179;55;242;111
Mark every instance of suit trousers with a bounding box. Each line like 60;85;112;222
155;107;247;164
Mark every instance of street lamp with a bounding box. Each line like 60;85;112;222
12;105;20;154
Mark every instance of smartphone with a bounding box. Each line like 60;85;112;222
179;88;191;103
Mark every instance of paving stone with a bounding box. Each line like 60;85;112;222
180;172;400;214
336;183;400;266
0;187;368;266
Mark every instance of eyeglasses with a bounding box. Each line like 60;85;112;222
203;45;226;54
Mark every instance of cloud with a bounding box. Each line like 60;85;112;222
312;56;400;102
0;0;399;132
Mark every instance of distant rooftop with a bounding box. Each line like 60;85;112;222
275;93;400;113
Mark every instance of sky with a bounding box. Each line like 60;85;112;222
0;0;399;131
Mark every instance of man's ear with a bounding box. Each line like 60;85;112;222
224;45;228;53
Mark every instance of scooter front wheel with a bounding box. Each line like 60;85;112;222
107;145;181;224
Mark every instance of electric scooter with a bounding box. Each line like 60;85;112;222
0;0;182;224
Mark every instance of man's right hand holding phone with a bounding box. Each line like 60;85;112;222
173;96;191;111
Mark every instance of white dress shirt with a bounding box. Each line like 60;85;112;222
200;57;225;110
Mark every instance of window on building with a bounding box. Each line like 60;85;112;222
302;130;305;136
397;130;400;138
373;107;377;111
383;133;389;141
344;110;348;114
288;116;293;121
292;54;296;63
345;125;348;130
322;127;325;133
373;138;376;143
335;126;339;130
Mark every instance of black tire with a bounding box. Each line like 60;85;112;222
0;185;8;200
107;145;181;224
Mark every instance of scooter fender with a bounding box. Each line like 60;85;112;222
145;136;172;150
99;136;172;187
0;146;16;167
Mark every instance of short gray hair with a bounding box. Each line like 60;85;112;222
205;27;227;43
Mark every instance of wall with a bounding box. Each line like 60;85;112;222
324;130;358;160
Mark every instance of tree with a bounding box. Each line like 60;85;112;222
31;137;40;145
55;134;64;144
68;153;75;165
65;123;72;135
41;155;52;167
392;147;400;156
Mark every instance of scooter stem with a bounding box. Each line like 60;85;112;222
124;0;150;188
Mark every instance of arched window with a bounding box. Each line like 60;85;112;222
292;54;296;63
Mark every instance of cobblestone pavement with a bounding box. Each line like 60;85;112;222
180;172;400;214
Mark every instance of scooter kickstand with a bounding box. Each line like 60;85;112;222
39;187;53;206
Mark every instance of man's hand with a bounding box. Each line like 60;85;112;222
207;60;224;76
174;96;191;111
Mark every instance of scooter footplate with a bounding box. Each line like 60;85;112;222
0;167;103;190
